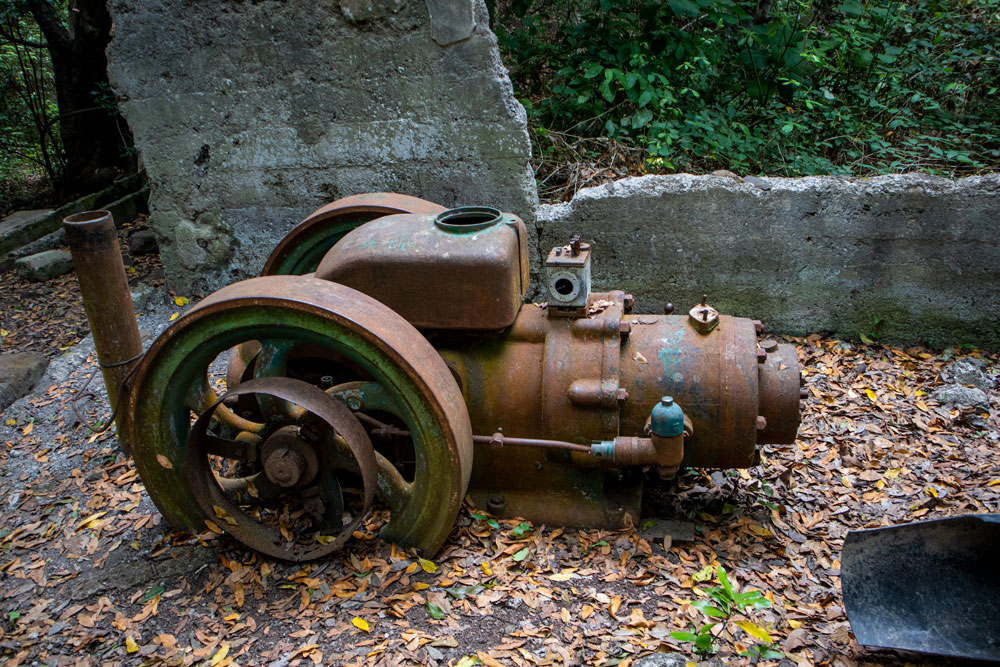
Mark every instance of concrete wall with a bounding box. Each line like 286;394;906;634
107;0;536;293
538;173;1000;349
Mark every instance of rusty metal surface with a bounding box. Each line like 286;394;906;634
126;275;473;556
315;209;529;331
262;193;446;276
437;290;800;525
64;210;143;454
621;313;762;468
757;342;802;443
187;376;378;561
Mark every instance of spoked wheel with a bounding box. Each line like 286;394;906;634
126;275;473;558
261;193;445;276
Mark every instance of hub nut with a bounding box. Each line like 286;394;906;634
261;425;320;488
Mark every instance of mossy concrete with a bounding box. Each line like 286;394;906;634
538;174;1000;350
107;0;537;294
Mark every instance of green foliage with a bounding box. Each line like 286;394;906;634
670;621;717;655
495;0;1000;175
0;1;64;203
670;565;782;659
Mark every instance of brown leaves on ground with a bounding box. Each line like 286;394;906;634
0;297;996;666
0;215;162;358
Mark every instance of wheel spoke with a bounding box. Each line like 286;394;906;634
202;434;256;461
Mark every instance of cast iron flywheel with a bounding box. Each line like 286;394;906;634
125;275;473;559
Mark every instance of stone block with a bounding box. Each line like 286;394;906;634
15;250;74;282
0;352;49;411
537;173;1000;349
0;209;55;258
107;0;536;294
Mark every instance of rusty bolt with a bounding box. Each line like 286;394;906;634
320;375;334;389
800;387;809;399
688;303;719;334
570;235;582;257
623;294;634;313
700;294;708;307
555;247;563;256
664;303;674;315
752;319;764;334
487;495;506;513
619;320;632;337
756;416;767;431
756;347;768;364
761;339;779;353
489;427;504;450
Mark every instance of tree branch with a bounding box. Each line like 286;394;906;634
0;26;49;49
24;0;71;54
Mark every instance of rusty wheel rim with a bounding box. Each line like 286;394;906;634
126;275;473;557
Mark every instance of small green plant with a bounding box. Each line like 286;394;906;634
471;512;500;529
670;621;717;656
509;521;533;538
671;565;783;660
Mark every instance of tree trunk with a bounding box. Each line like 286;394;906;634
27;0;135;194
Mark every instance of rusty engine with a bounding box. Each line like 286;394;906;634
65;194;801;561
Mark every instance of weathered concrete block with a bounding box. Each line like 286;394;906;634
0;209;54;259
538;173;1000;349
107;0;536;294
0;173;146;259
15;250;74;282
0;352;49;411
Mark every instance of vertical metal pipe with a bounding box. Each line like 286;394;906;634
64;210;143;455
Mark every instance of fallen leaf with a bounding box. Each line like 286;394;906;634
210;644;229;665
352;617;370;632
736;620;773;643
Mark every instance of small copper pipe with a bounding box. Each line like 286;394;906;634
64;210;143;455
471;433;591;453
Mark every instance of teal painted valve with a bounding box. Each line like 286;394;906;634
651;396;685;438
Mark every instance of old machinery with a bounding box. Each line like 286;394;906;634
67;193;802;561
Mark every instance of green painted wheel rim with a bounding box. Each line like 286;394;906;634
126;275;472;556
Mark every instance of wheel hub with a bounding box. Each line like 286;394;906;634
261;426;319;487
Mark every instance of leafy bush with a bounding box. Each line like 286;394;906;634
493;0;1000;176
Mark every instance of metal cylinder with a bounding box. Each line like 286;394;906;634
64;210;143;454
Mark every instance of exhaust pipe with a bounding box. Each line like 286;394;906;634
64;210;143;455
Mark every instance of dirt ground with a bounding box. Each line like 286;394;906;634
0;239;997;667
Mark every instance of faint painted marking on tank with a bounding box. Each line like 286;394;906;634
657;329;686;382
356;239;412;251
672;371;683;383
